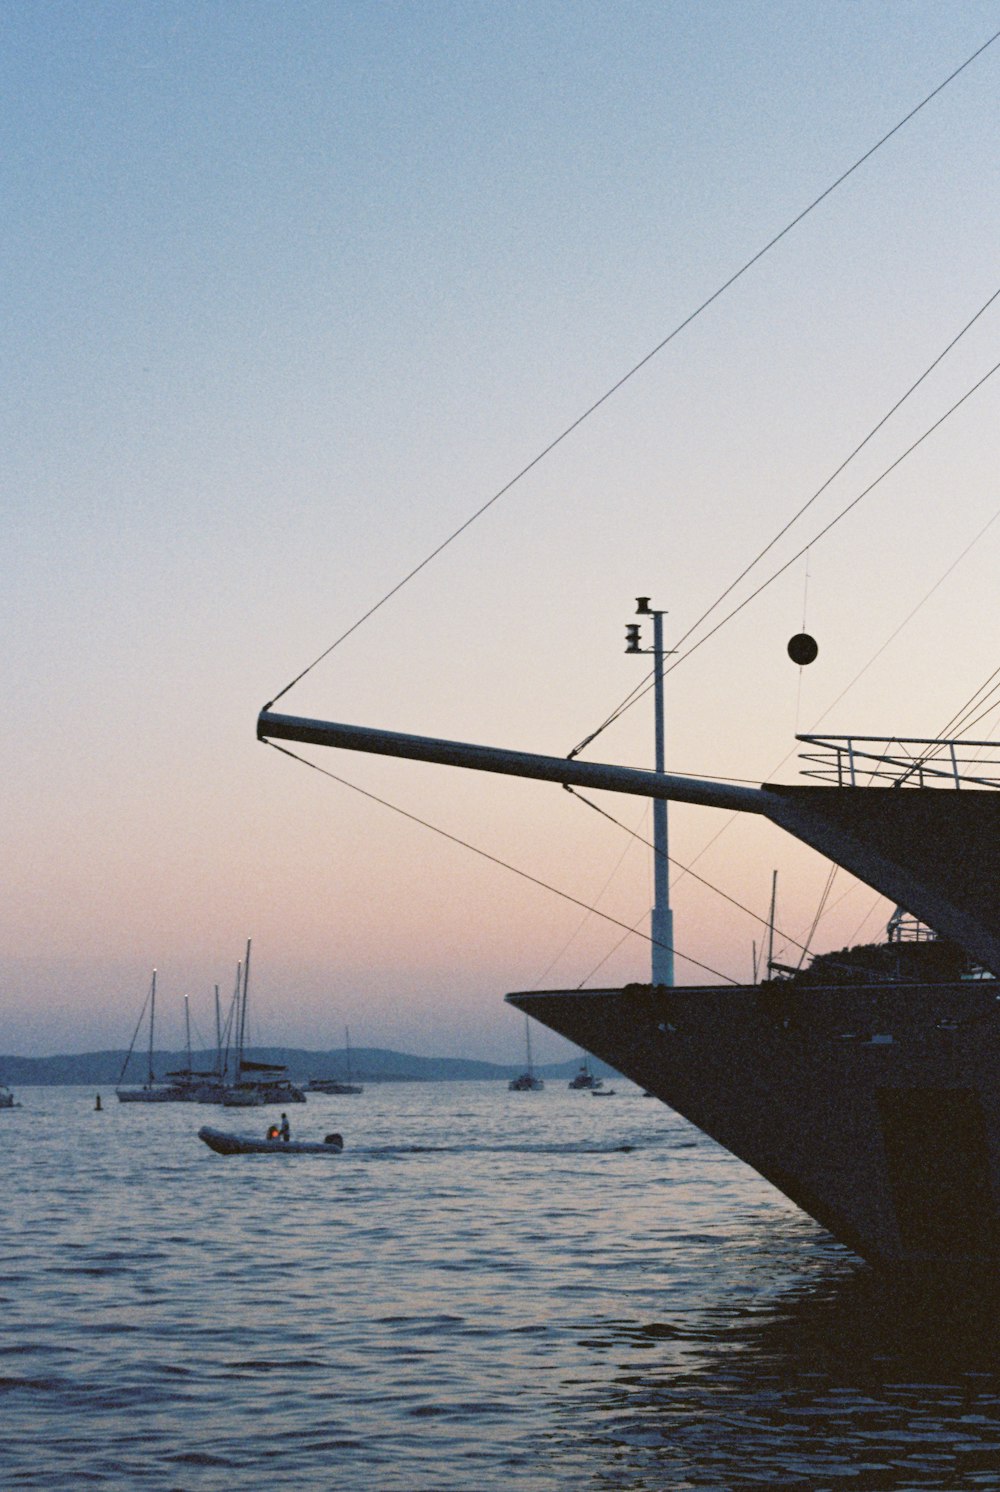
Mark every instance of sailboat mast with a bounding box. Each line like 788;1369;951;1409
224;960;241;1082
345;1026;352;1084
767;871;778;977
236;938;252;1083
148;969;157;1087
525;1015;534;1077
184;994;192;1075
214;984;222;1079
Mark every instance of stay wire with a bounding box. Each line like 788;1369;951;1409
574;496;1000;976
795;864;838;971
672;285;1000;657
263;29;1000;714
589;352;1000;739
568;284;1000;757
939;668;1000;737
263;738;739;984
531;799;648;987
566;785;812;957
575;914;650;989
906;654;1000;777
809;507;1000;728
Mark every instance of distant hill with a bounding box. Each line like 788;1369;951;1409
0;1047;620;1087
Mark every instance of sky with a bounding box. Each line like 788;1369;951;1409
5;1;1000;1062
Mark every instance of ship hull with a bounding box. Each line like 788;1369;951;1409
507;980;1000;1278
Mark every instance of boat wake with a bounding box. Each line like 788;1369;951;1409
353;1141;640;1156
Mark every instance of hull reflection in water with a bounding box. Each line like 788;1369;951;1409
581;1253;1000;1489
509;980;1000;1279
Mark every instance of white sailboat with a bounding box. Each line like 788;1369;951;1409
508;1015;544;1091
220;939;305;1107
116;970;193;1103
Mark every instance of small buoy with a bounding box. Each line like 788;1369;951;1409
787;632;818;666
95;1094;102;1111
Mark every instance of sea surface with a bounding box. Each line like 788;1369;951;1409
3;1081;1000;1490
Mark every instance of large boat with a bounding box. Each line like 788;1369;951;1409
257;709;1000;1281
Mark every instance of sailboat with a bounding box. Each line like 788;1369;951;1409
189;981;233;1104
162;993;226;1102
306;1027;364;1094
0;1085;16;1109
220;939;306;1107
116;970;193;1103
508;1015;544;1091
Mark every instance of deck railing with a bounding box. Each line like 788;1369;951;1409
796;735;1000;789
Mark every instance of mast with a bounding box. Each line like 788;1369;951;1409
224;960;241;1082
766;871;778;978
345;1026;352;1083
214;984;222;1079
626;599;674;984
184;994;192;1076
525;1015;534;1078
148;968;157;1087
236;938;252;1084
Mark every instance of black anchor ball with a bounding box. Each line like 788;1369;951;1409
787;632;818;666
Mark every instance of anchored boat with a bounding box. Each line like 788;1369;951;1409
116;970;195;1103
568;1056;603;1090
508;1014;543;1091
220;940;305;1107
306;1027;364;1094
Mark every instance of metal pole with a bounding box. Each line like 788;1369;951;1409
148;969;156;1087
237;939;251;1084
214;985;222;1079
650;609;674;987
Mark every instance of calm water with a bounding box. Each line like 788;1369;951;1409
3;1082;1000;1490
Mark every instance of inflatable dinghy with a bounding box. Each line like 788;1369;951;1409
198;1125;344;1155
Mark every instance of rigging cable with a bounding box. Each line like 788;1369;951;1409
576;500;1000;972
795;863;839;971
530;797;650;987
263;30;1000;714
565;785;812;957
263;738;739;984
810;507;1000;729
567;284;1000;756
572;349;1000;752
575;911;652;989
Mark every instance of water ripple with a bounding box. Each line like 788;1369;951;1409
2;1085;1000;1489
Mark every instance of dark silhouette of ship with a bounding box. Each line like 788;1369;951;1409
259;708;1000;1279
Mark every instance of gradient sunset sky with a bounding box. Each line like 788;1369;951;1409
5;2;1000;1061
